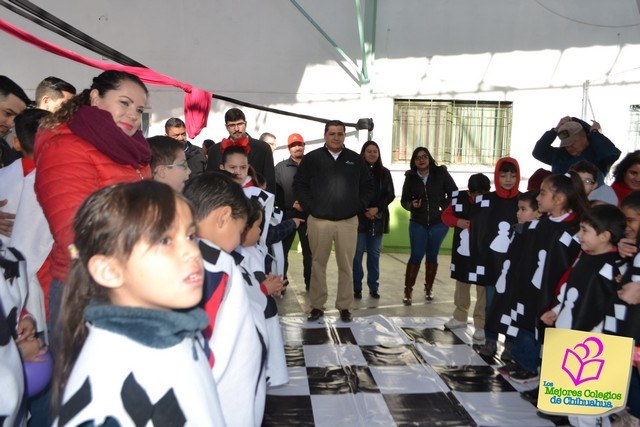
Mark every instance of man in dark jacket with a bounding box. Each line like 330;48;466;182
206;108;276;194
165;117;207;178
275;133;311;289
532;116;620;182
293;120;372;322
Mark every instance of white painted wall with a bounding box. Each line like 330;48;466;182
3;0;640;191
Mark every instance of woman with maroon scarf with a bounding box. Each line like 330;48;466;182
34;70;151;338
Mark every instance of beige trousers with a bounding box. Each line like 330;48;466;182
307;215;358;311
452;280;486;329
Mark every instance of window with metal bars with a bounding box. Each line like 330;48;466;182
629;105;640;151
392;99;513;166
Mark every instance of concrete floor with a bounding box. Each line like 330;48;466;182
276;250;469;320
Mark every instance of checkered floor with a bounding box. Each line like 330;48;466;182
264;315;563;427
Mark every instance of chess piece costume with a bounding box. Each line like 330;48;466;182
55;305;225;426
200;240;265;427
487;214;581;338
553;250;623;332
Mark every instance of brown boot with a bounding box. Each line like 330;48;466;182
424;262;438;301
403;263;420;305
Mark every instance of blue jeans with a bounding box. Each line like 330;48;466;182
408;221;449;265
484;285;499;341
512;328;541;373
353;232;383;293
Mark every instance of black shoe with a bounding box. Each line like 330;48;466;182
369;291;380;299
339;309;352;322
307;308;324;321
354;291;362;299
520;388;539;404
305;282;310;291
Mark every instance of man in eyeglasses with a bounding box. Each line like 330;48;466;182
532;116;620;184
165;117;207;178
206;108;276;194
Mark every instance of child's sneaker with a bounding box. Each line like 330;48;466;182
478;339;497;356
509;367;539;384
444;318;467;330
497;361;520;376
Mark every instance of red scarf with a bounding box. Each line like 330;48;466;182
612;181;633;206
220;137;250;154
68;105;151;168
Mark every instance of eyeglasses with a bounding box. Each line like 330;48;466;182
165;161;190;171
583;178;596;185
415;154;429;160
226;121;246;129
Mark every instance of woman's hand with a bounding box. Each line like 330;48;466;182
411;199;422;209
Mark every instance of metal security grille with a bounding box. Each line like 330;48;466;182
392;100;512;166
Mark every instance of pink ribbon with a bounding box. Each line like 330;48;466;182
0;19;211;138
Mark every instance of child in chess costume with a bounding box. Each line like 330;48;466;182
488;172;587;384
442;173;490;340
485;190;543;365
469;157;521;356
238;200;287;388
148;135;191;192
51;181;225;426
183;172;268;427
541;204;626;427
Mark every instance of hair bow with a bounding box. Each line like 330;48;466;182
220;137;250;154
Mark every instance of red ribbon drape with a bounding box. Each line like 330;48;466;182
0;19;211;139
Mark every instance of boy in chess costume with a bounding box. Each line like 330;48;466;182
184;173;266;427
468;157;521;355
442;173;490;340
541;204;626;427
488;173;586;383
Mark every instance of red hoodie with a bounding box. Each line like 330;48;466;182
494;157;521;199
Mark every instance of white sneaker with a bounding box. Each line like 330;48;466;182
472;329;485;342
444;318;467;329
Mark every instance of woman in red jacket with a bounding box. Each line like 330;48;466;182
34;70;152;339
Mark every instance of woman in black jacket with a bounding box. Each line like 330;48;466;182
401;147;457;304
352;141;395;299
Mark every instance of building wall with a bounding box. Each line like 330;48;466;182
2;0;640;194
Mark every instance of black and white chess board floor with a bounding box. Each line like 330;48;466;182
264;315;566;427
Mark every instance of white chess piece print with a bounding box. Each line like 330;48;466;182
495;259;511;294
556;287;579;329
531;249;546;289
489;221;511;253
457;228;470;256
